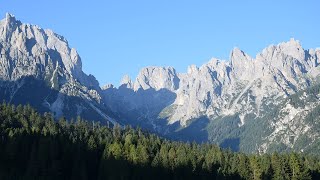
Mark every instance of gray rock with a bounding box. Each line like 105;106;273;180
0;13;111;123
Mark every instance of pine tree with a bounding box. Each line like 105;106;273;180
249;155;262;180
87;135;97;150
238;153;252;179
168;147;177;170
136;142;149;165
289;153;311;180
108;141;123;160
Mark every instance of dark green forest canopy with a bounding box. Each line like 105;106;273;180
0;103;319;179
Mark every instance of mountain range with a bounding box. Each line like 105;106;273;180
1;13;319;154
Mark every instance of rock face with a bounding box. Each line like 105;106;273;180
0;13;114;123
103;38;320;153
133;66;180;91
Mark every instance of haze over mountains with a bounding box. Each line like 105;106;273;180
1;13;320;154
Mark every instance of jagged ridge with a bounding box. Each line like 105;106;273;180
102;38;320;153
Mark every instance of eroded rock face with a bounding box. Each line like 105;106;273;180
0;13;99;87
0;13;109;122
133;66;180;91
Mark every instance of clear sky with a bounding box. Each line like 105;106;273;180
1;1;320;86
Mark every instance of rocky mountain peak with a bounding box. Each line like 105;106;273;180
120;74;133;88
0;13;99;88
187;65;199;74
0;13;115;125
5;13;16;23
258;39;305;62
102;84;114;90
277;38;304;60
229;47;255;80
230;47;252;63
2;13;19;28
133;66;179;91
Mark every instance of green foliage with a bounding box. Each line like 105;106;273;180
0;103;319;179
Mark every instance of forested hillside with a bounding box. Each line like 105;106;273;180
0;103;319;179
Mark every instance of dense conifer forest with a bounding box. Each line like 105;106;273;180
0;103;319;179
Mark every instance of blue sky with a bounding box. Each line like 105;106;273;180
1;1;320;86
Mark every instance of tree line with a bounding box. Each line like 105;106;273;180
0;102;319;179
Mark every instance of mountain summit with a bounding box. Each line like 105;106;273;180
0;13;114;123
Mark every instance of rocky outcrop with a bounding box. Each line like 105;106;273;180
133;66;180;91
